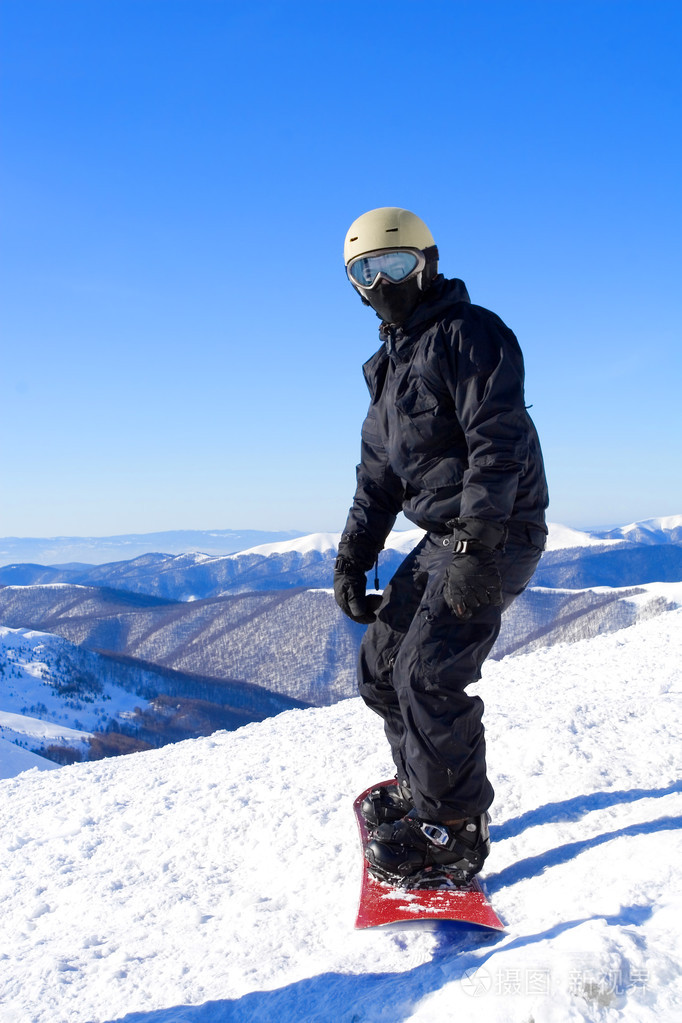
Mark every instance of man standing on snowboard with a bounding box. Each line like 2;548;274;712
334;207;548;883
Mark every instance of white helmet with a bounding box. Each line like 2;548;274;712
344;207;436;265
343;208;439;323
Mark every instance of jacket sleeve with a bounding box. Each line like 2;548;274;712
340;405;404;566
448;308;532;525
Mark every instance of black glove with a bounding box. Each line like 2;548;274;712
334;530;383;624
334;556;382;624
443;518;507;621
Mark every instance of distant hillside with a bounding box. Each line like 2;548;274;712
0;625;306;768
0;580;680;710
532;542;682;588
0;586;362;705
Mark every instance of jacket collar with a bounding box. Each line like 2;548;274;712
378;276;471;361
362;277;471;389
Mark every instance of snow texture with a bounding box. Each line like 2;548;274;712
1;609;681;1022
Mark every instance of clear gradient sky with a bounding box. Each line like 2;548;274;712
2;0;681;537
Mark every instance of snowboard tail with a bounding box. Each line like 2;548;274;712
353;780;504;931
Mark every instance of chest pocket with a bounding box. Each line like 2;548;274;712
394;382;439;418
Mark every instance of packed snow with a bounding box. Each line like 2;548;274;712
1;609;681;1022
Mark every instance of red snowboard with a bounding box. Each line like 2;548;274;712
353;780;504;931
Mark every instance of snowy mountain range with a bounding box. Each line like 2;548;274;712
3;517;681;598
595;514;682;545
1;607;680;1022
1;517;680;772
0;528;306;568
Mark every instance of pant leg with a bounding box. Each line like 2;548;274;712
360;529;545;821
399;533;545;819
390;537;495;820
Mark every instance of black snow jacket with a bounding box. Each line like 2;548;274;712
342;276;549;557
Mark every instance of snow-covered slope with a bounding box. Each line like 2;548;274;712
3;582;680;713
0;625;151;765
0;588;361;706
495;580;682;658
0;736;59;780
239;531;342;556
1;610;680;1022
0;625;305;767
545;523;624;551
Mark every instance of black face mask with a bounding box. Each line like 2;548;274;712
361;276;423;325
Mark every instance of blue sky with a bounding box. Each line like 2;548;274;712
2;0;681;537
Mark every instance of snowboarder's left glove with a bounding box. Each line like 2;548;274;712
443;518;507;621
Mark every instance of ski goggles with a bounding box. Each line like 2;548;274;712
347;248;425;289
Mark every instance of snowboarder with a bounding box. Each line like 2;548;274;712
335;207;549;884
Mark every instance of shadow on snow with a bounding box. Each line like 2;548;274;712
490;779;682;842
99;790;680;1023
100;906;658;1023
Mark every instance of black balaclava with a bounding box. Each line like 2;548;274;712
362;276;423;325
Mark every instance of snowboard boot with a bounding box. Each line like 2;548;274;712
361;780;414;828
365;808;490;885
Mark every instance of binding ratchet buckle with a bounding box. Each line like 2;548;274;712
420;822;451;848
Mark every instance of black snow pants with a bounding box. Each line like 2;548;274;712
358;522;546;822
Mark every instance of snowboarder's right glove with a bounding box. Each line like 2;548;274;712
443;518;507;622
334;531;382;625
